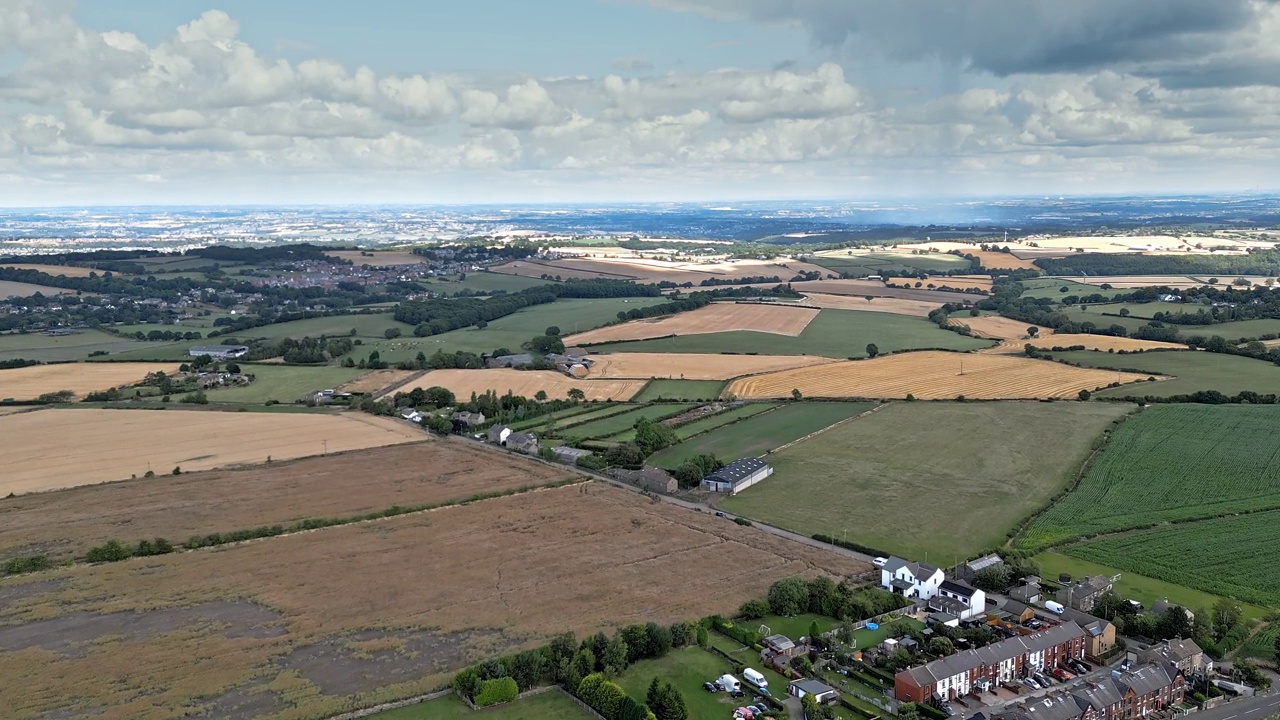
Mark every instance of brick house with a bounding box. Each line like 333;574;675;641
1056;575;1113;612
994;664;1184;720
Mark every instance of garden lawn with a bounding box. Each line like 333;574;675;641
650;402;875;469
721;401;1132;560
344;298;667;364
590;309;992;358
1033;552;1267;621
364;689;593;719
632;379;726;402
206;365;369;404
617;647;751;720
1019;405;1280;547
1048;349;1280;398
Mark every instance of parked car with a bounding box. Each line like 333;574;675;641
730;689;746;698
941;703;956;716
714;681;725;691
703;681;718;692
1051;668;1073;681
715;511;727;518
752;704;770;715
1034;672;1052;686
1071;659;1091;673
1023;677;1041;690
873;557;889;567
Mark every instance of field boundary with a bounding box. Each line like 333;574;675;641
768;402;886;455
370;369;430;399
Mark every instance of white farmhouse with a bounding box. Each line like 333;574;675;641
880;557;945;600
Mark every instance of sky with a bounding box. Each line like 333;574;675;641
3;0;1280;205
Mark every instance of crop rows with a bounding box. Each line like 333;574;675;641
1064;510;1280;607
558;403;697;441
1020;405;1280;548
673;403;779;440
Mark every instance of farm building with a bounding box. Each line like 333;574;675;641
399;408;423;423
552;446;592;465
450;411;486;430
486;424;512;445
880;557;945;600
187;345;248;359
788;679;839;704
894;622;1087;702
505;432;539;455
962;553;1004;581
610;466;677;494
929;579;986;621
486;353;534;369
983;663;1184;720
700;457;772;494
1056;575;1113;612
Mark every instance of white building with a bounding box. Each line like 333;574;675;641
880;557;945;600
700;457;773;495
931;579;987;621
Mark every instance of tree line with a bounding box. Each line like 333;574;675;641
1034;250;1280;277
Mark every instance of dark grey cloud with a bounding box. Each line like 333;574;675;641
647;0;1273;82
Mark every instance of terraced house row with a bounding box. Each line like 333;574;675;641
981;664;1186;720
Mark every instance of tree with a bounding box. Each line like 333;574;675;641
452;667;482;700
809;620;823;644
649;681;688;720
739;599;769;620
791;388;803;401
972;564;1012;592
696;625;709;648
866;343;879;358
1273;629;1280;667
534;390;549;402
617;696;650;720
1078;389;1092;401
421;415;453;435
634;418;678;456
1212;598;1243;637
546;325;561;336
1159;606;1191;640
474;677;518;707
603;635;629;674
1027;326;1039;338
767;577;809;616
226;362;241;374
423;386;456;407
929;636;955;656
568;387;586;402
528;334;566;354
384;327;402;339
897;703;920;720
1118;308;1130;317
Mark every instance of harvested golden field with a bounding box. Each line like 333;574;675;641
566;303;819;344
854;243;1040;270
495;255;831;286
335;368;421;395
948;315;1052;340
327;250;425;266
727;350;1157;400
1;263;100;277
766;279;978;305
0;483;867;720
0;280;75;298
890;275;992;292
0;439;570;561
0;362;181;400
801;293;939;317
0;409;426;495
401;368;644;401
1029;334;1186;352
586;353;836;380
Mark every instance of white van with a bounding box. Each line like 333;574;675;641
1044;600;1065;615
718;674;741;692
743;668;767;688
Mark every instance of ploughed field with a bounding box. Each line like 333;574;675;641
394;368;645;402
0;409;426;494
0;362;181;400
726;351;1156;400
565;302;819;345
0;483;867;720
0;440;570;563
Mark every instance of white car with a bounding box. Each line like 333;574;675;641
873;557;889;567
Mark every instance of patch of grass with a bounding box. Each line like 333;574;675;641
365;689;594;719
721;402;1132;560
206;365;369;404
558;403;697;441
1233;623;1280;661
419;272;556;294
0;330;171;363
590;309;992;358
1020;405;1280;548
346;298;668;363
1048;349;1280;398
1034;552;1268;622
861;252;973;273
234;313;417;342
1063;511;1280;608
650;402;875;468
673;403;780;440
617;647;753;720
1020;278;1131;300
633;379;726;402
506;404;601;431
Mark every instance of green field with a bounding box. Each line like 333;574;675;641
234;313;416;342
617;648;767;720
861;252;973;272
346;298;667;363
365;689;593;719
558;403;697;441
1181;318;1280;340
0;329;174;362
1063;511;1280;608
673;403;780;440
1233;623;1280;661
205;365;369;404
1034;552;1268;621
632;379;725;402
721;402;1133;560
651;401;875;468
506;404;601;431
1048;349;1280;398
420;272;555;294
85;342;193;362
591;309;991;358
1019;405;1280;548
555;403;639;427
1064;301;1195;320
1021;278;1132;300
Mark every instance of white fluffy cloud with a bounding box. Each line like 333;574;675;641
0;0;1279;202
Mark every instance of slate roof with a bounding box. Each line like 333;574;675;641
706;457;769;484
967;554;1004;573
901;623;1085;688
791;679;837;696
883;556;941;580
940;579;981;598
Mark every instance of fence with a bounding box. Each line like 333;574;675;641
323;688;452;720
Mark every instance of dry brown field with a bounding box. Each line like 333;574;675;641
327;250;425;266
0;409;426;495
850;243;1040;270
1;263;101;277
895;275;993;292
1032;334;1186;352
726;350;1157;400
0;483;867;720
0;439;570;562
0;280;75;298
586;353;836;380
565;303;819;345
0;362;181;400
494;255;832;286
399;368;644;401
948;316;1052;340
334;368;421;395
801;293;939;317
492;258;625;281
762;279;980;305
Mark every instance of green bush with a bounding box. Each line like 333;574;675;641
474;676;519;707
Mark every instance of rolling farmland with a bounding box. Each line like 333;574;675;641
585;352;835;380
557;403;697;440
1063;511;1280;607
565;303;819;344
721;402;1132;560
650;401;875;468
0;362;181;400
726;351;1155;400
1050;349;1280;398
398;369;645;402
206;365;368;404
671;402;779;439
631;379;725;401
1019;405;1280;548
